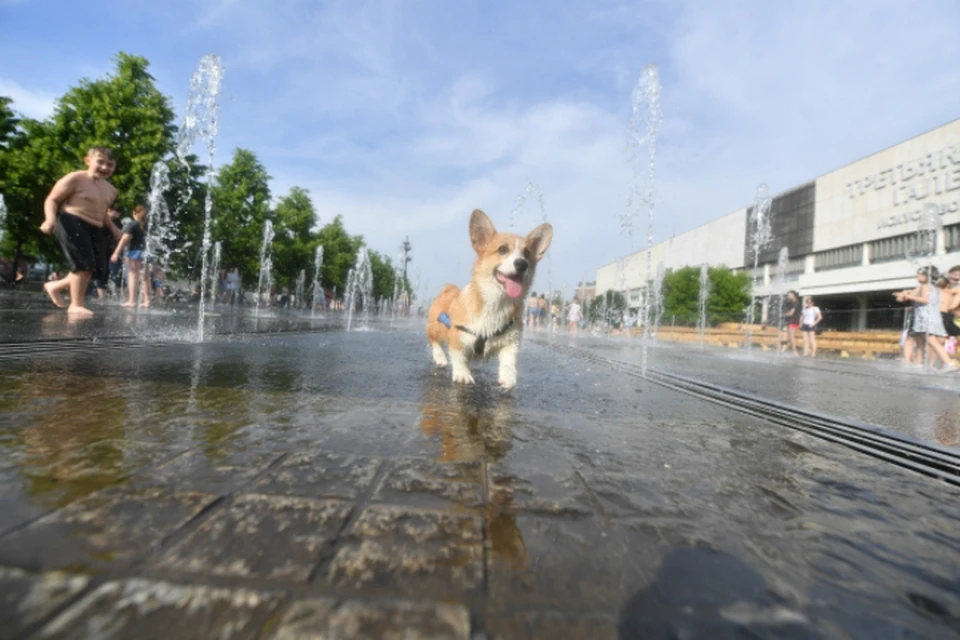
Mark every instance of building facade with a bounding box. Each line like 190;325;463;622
596;118;960;331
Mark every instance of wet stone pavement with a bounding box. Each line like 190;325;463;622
0;311;959;638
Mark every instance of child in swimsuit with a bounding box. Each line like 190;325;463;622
40;147;121;317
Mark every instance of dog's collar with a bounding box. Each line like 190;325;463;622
436;312;516;357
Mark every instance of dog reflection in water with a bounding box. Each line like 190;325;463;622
418;380;527;575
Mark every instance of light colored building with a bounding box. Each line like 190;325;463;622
596;118;960;330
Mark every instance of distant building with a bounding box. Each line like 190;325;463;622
596;118;960;331
574;281;596;305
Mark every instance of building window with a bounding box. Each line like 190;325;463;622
744;182;816;267
946;224;960;253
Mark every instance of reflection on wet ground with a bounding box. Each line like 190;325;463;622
0;314;959;638
0;291;340;343
544;333;960;448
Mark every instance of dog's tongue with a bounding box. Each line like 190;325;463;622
497;272;524;298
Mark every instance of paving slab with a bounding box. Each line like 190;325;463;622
267;597;471;639
250;451;380;500
131;449;283;495
324;505;484;599
0;486;217;572
0;567;89;639
155;494;353;583
373;458;484;509
33;578;284;640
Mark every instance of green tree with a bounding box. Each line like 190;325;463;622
0;118;62;270
164;154;208;280
315;215;362;295
273;186;317;288
0;97;18;147
400;236;412;281
707;266;751;324
368;249;396;301
47;52;176;211
588;290;626;324
662;266;701;326
211;148;272;287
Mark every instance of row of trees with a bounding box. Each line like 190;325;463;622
588;266;752;326
0;53;409;299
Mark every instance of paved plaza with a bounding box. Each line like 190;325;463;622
1;297;959;638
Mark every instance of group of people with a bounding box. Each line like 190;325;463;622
895;264;960;370
39;146;160;316
525;292;584;333
780;292;823;357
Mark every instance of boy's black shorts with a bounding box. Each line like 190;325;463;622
55;212;107;282
942;312;960;337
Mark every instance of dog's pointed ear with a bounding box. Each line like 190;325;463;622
470;209;496;254
526;223;553;260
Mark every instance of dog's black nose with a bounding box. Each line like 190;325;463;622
513;258;528;274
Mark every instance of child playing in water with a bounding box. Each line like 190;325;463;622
39;147;121;317
110;205;148;308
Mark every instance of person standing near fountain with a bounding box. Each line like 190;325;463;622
939;266;960;340
39;147;122;318
567;297;583;333
799;296;822;358
110;205;148;308
782;291;801;356
95;206;124;300
895;266;955;370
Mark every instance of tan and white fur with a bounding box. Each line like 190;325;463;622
427;209;553;389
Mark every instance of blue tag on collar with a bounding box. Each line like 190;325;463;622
437;312;452;328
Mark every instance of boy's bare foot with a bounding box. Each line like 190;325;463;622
44;282;66;308
121;301;135;308
66;305;94;318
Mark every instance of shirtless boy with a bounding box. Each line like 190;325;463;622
945;265;960;337
39;147;121;317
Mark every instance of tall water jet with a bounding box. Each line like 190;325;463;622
698;263;710;347
509;181;539;231
176;54;224;341
628;64;662;372
650;261;666;337
209;241;221;304
143;161;174;307
906;203;942;268
0;194;7;248
255;220;275;317
773;247;790;355
345;247;373;331
745;183;773;353
295;269;306;309
413;268;422;316
311;245;324;316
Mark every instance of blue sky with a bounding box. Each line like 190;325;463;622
2;0;960;298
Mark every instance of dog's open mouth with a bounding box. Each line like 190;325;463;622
495;270;524;299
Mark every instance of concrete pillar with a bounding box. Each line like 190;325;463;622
763;264;771;286
937;229;947;255
861;242;871;266
761;297;769;324
855;294;868;331
804;254;816;274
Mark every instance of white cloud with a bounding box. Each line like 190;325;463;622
0;78;55;119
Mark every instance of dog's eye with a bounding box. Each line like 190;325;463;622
497;245;509;255
523;248;530;259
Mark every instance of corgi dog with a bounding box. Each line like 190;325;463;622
427;209;553;389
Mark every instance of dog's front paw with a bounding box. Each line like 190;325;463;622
431;344;449;368
498;374;517;389
452;368;475;385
